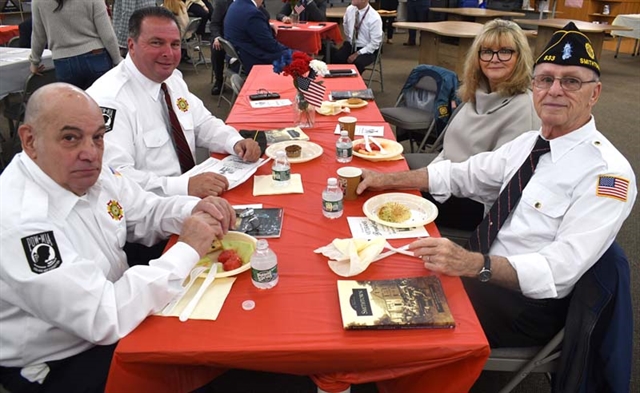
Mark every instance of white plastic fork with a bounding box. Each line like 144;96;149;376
370;137;387;155
179;263;219;322
364;134;373;152
161;266;207;316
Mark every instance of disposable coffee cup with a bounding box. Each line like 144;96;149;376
337;166;362;200
338;116;357;140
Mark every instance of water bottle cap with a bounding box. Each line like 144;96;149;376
242;300;255;311
328;177;338;186
340;130;348;136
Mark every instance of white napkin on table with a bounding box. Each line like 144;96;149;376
314;237;387;277
253;174;304;196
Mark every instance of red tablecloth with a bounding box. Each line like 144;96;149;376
272;20;343;54
226;65;385;128
105;120;489;393
0;25;19;45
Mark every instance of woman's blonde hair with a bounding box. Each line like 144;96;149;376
458;19;533;103
162;0;182;15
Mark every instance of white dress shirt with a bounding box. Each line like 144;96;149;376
342;4;382;55
0;153;200;373
428;118;636;299
87;56;244;196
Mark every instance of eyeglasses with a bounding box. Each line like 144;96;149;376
532;75;599;91
478;48;516;62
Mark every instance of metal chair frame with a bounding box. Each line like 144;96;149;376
362;41;384;92
181;17;209;73
216;37;244;108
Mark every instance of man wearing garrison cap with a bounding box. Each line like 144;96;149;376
356;21;636;378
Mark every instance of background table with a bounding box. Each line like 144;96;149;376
0;47;53;98
611;14;640;56
0;24;18;45
226;64;385;128
429;7;525;24
272;20;342;56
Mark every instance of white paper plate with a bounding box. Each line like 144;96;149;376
199;231;257;278
363;193;438;228
335;99;368;109
266;141;323;163
352;138;403;162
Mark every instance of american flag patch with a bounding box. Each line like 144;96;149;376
596;175;629;202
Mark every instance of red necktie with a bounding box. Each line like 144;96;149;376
161;83;195;174
467;136;551;254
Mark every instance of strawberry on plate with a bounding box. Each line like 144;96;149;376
223;255;243;271
218;249;239;263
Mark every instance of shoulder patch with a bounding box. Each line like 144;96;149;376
596;175;630;202
100;107;117;132
21;231;63;274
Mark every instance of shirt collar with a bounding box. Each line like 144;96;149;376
124;55;163;101
546;116;597;163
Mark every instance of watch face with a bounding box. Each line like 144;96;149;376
478;269;492;282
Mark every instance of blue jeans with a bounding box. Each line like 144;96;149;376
53;49;114;90
406;0;430;44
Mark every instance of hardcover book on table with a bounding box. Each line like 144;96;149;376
240;127;309;146
330;88;375;101
234;207;284;238
337;276;455;330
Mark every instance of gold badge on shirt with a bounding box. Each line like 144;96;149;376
176;97;189;112
107;200;124;221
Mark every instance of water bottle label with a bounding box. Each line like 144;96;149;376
272;169;290;181
336;147;353;158
323;199;343;212
251;265;278;283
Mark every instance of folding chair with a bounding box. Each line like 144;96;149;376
362;41;383;92
380;65;458;153
6;36;21;48
3;68;58;141
217;37;244;108
181;18;207;73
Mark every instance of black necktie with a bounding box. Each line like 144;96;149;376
467;136;551;254
161;83;195;174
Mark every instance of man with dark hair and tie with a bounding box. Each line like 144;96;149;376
276;0;326;23
330;0;382;74
87;6;261;199
356;23;636;348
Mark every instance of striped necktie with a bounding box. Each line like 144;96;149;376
467;136;551;254
161;83;195;174
351;10;360;52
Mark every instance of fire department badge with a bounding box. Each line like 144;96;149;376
107;200;124;221
176;97;189;112
21;231;63;274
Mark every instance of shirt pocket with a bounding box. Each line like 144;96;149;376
142;128;171;149
509;182;570;243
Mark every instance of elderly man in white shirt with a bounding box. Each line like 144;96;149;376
330;0;382;73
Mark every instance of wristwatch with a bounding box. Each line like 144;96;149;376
478;254;492;282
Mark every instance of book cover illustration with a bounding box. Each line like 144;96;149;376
337;276;455;330
234;207;284;238
330;88;375;101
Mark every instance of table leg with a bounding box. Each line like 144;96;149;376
325;39;331;63
615;36;622;58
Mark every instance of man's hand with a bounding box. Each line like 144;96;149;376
213;37;222;50
177;212;223;257
282;16;291;24
347;52;359;64
356;169;388;195
408;237;482;277
234;139;261;162
192;196;236;232
30;63;45;75
188;173;229;197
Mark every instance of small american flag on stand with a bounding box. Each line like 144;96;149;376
296;76;325;107
597;175;630;202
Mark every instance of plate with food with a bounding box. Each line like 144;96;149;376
196;231;257;277
315;101;345;116
363;193;438;228
335;98;369;109
352;138;403;161
265;141;323;163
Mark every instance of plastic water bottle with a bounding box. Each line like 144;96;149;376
251;239;279;289
322;178;344;219
272;150;290;187
336;130;353;163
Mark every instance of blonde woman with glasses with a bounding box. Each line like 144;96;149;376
405;19;541;230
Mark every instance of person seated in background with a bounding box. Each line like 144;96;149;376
162;0;192;63
18;18;32;48
184;0;213;38
404;19;541;230
379;0;398;44
357;22;636;349
224;0;290;73
0;83;235;393
209;0;233;96
330;0;382;74
87;6;260;200
276;0;326;23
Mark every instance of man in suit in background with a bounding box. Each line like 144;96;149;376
276;0;326;23
210;0;233;95
224;0;290;73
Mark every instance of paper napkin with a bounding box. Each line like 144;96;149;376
314;237;386;277
253;174;304;196
159;277;236;320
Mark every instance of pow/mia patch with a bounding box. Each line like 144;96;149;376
176;97;189;112
107;199;124;221
100;107;117;132
21;231;63;274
